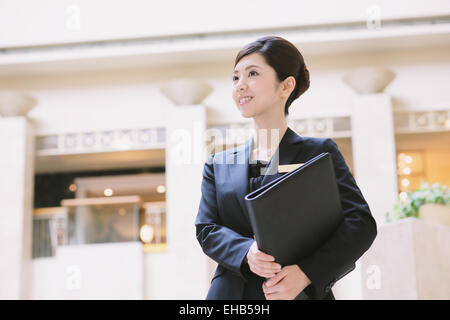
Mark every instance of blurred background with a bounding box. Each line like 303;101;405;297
0;0;449;300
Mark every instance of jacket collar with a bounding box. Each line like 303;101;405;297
228;126;304;161
227;127;304;225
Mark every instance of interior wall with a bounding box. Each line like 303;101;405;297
1;47;449;137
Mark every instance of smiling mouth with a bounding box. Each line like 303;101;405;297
239;97;253;106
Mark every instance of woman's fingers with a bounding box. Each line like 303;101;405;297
248;241;282;278
253;270;276;278
250;241;275;262
254;250;275;262
249;263;275;278
255;268;277;278
250;260;282;278
263;281;279;294
260;261;282;273
250;257;281;272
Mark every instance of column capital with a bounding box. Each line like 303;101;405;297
342;68;396;94
160;78;213;106
0;90;37;117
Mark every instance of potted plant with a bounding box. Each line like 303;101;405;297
386;182;450;227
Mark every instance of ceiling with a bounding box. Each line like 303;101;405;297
2;19;450;77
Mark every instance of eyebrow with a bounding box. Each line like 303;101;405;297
233;65;261;74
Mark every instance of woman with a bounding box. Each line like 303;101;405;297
195;36;377;300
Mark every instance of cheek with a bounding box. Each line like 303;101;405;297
254;79;274;95
232;90;240;102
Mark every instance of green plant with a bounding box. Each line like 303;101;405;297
385;181;450;223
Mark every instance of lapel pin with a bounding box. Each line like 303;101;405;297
278;163;304;173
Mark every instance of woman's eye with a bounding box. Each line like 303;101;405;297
232;71;258;82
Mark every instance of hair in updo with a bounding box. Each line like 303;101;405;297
234;36;310;116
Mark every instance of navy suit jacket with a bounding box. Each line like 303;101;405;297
195;127;377;300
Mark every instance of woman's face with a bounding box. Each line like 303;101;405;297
232;53;287;119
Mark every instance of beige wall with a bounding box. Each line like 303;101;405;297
1;47;450;136
426;151;450;187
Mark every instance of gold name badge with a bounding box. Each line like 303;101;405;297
278;163;304;173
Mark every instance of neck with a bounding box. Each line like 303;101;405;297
251;108;288;153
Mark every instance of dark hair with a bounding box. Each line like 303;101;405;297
234;36;310;116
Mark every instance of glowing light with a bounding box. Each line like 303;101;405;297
140;224;154;244
399;192;408;202
401;179;410;187
156;185;166;193
69;183;77;192
402;167;411;175
104;188;114;197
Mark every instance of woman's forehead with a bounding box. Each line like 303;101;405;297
234;53;266;71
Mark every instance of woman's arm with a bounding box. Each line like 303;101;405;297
195;153;254;280
296;138;378;299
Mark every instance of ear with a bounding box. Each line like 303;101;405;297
280;76;296;98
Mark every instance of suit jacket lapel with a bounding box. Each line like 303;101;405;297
228;137;253;225
260;127;304;185
227;127;304;226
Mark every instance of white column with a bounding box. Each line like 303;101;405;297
0;116;35;299
164;104;210;299
143;79;212;299
350;93;398;226
333;69;397;299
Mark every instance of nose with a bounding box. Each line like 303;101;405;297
236;77;248;92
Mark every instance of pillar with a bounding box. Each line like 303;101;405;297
155;79;212;299
0;91;37;299
334;68;397;299
350;92;398;225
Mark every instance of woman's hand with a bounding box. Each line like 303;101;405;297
246;240;282;278
262;265;312;300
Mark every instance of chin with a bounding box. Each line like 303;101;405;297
238;106;258;118
240;112;254;119
240;107;265;119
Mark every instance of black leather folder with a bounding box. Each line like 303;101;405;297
244;152;343;268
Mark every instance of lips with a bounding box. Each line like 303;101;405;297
239;96;253;106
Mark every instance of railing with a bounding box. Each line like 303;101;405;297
33;207;69;258
32;196;167;258
141;201;167;253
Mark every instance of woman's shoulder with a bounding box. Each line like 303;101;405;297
298;135;337;150
205;143;244;165
205;135;339;165
298;136;346;168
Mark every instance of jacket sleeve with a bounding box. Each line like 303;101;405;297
297;138;378;299
195;153;254;281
